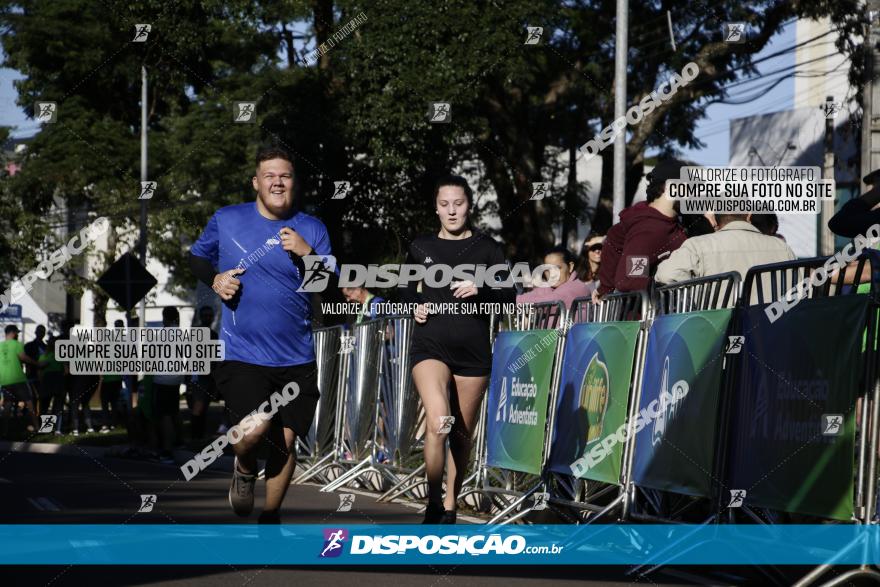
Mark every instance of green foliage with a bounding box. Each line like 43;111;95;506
0;0;866;306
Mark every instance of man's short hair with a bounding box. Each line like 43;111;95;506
646;159;691;202
716;213;749;226
256;147;294;170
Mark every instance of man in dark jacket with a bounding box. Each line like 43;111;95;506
594;160;689;300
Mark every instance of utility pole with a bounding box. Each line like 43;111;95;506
612;0;628;223
862;3;880;191
820;96;836;256
138;65;148;328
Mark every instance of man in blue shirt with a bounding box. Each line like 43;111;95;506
190;147;334;523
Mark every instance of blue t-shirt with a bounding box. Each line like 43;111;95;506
191;202;333;367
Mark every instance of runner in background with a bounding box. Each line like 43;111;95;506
403;174;516;524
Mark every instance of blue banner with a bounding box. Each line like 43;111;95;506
4;524;880;565
631;309;732;497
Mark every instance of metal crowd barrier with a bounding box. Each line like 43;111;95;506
730;255;880;587
375;316;430;503
292;324;345;484
319;317;394;492
625;272;741;526
548;291;652;524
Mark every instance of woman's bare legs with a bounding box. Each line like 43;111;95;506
412;359;453;506
444;374;488;511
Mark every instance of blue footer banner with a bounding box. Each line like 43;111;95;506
4;525;880;565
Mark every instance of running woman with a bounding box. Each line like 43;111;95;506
189;147;334;523
403;175;516;523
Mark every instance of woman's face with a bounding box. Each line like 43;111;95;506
436;186;470;233
585;236;604;263
543;252;571;287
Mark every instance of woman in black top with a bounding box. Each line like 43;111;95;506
403;175;516;523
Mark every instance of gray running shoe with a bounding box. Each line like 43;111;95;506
228;458;256;517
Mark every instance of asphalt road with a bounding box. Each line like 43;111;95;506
0;446;857;586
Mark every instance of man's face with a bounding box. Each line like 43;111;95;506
341;287;365;303
36;326;46;340
253;158;294;219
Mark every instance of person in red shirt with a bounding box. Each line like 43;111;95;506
594;160;689;301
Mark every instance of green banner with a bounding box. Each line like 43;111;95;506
631;309;733;498
729;295;869;520
486;330;558;474
547;321;641;484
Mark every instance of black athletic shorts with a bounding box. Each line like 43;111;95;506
213;360;320;438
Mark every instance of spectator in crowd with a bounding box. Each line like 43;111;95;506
594;159;690;301
681;211;717;237
341;286;385;323
154;307;183;463
750;212;784;240
112;319;134;425
186;305;221;441
828;171;880;287
0;324;41;433
24;325;47;415
655;213;796;284
518;245;593;310
99;320;125;433
574;232;604;289
38;337;66;435
829;170;880;239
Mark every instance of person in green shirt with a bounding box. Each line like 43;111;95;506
0;325;42;432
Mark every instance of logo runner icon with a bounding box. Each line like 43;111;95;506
320;528;348;558
297;255;336;293
133;24;151;42
38;414;57;433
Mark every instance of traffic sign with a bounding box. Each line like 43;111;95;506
97;253;157;312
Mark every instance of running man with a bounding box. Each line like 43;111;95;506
189;146;334;523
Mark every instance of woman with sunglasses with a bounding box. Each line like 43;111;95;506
575;232;605;289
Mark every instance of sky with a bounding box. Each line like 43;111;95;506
1;19;797;164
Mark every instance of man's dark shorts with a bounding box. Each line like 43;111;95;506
213;360;320;438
